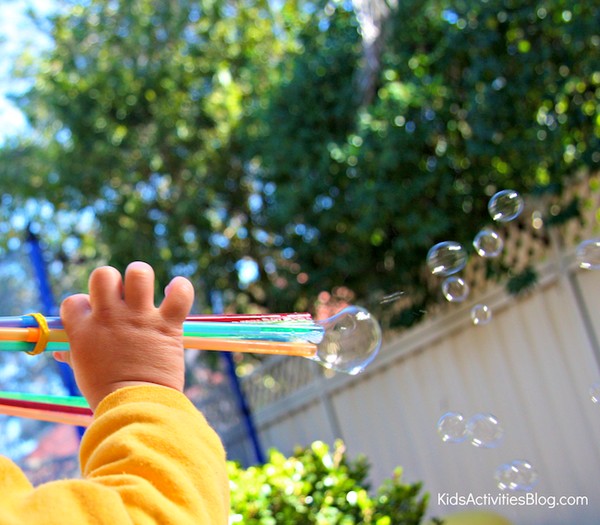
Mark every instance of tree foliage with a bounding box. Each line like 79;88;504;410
0;0;598;324
255;0;600;321
1;0;307;308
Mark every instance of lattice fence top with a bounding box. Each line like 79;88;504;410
241;356;320;412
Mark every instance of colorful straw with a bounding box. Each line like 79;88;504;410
186;312;314;323
0;313;323;358
0;391;89;408
0;306;383;426
0;404;93;426
0;314;324;425
0;392;93;427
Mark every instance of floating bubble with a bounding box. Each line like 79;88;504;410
488;190;524;222
466;413;504;448
426;241;468;276
576;238;600;270
589;381;600;404
442;276;470;302
437;412;467;443
470;304;492;326
473;228;504;258
495;460;539;491
312;306;382;375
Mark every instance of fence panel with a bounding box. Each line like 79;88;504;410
231;177;600;523
242;263;600;523
244;267;600;524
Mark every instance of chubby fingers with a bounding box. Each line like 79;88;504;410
124;261;156;310
160;276;194;323
89;266;124;312
56;293;90;367
53;351;72;367
60;293;92;330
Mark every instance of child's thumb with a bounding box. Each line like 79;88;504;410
60;293;92;329
53;351;72;367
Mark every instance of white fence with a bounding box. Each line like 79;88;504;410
229;175;600;524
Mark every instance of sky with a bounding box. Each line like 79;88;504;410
0;0;57;144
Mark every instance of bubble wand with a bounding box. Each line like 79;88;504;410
0;307;381;426
0;306;381;372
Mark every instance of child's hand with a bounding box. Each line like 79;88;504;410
54;261;194;411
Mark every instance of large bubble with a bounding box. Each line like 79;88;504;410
427;241;468;276
442;276;470;302
437;412;467;443
495;460;539;491
488;190;524;222
312;306;382;375
466;412;504;448
576;238;600;270
473;228;504;258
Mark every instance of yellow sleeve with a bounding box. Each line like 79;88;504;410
0;385;230;525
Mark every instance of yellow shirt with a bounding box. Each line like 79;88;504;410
0;385;229;524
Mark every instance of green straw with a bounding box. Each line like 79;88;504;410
0;390;89;408
0;341;69;353
181;320;324;342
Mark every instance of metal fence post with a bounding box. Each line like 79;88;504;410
26;227;84;438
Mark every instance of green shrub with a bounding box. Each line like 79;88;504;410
228;440;433;524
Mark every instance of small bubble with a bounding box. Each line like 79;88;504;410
495;460;539;491
442;276;470;302
488;190;524;222
576;238;600;270
471;304;492;326
426;241;468;276
589;381;600;404
466;413;504;448
473;228;504;258
437;412;467;443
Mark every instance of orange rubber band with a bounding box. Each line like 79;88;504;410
24;313;50;356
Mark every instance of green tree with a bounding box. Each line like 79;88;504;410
1;0;598;325
255;0;600;323
1;0;306;309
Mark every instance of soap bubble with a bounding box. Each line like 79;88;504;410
589;381;600;404
466;413;504;448
488;190;524;222
313;306;382;375
576;238;600;270
473;228;504;258
426;241;468;276
470;304;492;326
495;460;539;491
437;412;467;443
442;276;470;302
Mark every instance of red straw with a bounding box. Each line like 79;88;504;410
186;312;313;323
